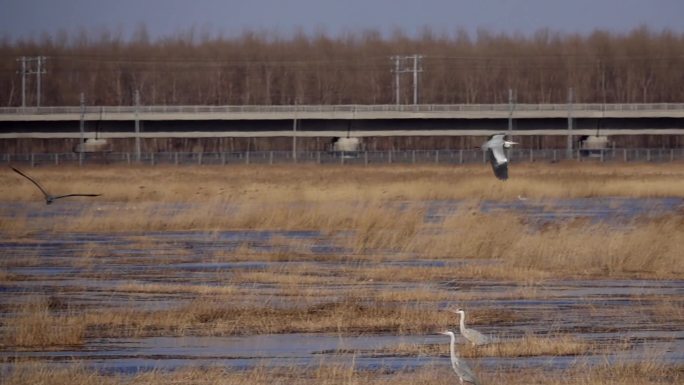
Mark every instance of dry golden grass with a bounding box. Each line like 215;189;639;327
506;215;684;278
377;334;599;359
115;282;238;296
0;297;85;349
2;163;683;280
2;163;684;205
1;360;680;385
80;298;450;338
465;334;596;357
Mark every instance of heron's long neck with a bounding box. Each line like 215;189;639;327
459;312;466;332
449;333;459;364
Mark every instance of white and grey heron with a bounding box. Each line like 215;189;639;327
440;331;481;385
481;133;517;180
11;166;102;205
449;308;497;346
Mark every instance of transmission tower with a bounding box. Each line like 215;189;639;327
16;56;47;107
391;54;423;105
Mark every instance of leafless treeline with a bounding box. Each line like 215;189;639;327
1;27;683;106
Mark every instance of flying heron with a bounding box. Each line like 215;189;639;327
11;166;102;205
440;331;481;385
449;308;497;346
481;133;517;180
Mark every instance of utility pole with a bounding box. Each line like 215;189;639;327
79;92;85;165
36;57;46;107
412;54;423;105
392;56;400;106
16;56;47;107
567;87;574;160
292;100;298;162
391;54;423;105
507;89;516;160
507;88;515;135
134;90;141;162
17;57;27;107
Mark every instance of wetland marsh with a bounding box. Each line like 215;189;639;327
0;163;682;384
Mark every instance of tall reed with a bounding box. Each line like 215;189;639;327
1;297;85;348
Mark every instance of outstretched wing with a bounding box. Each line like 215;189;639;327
53;193;102;200
486;148;509;180
11;166;51;198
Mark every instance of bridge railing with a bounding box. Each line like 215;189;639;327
2;103;684;115
5;148;683;167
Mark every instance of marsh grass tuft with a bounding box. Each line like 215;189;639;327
463;334;595;357
1;297;85;348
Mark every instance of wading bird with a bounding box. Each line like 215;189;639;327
440;331;481;385
482;133;517;180
449;308;496;346
11;166;101;205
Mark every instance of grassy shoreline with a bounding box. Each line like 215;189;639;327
1;361;681;385
3;162;684;204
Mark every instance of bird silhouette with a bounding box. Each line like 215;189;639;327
11;166;101;205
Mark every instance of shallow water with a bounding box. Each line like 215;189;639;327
1;197;683;375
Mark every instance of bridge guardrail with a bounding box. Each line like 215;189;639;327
2;103;684;115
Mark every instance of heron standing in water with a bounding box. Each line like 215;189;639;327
449;308;497;346
440;331;481;385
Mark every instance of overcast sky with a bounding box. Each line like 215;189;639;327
2;0;683;41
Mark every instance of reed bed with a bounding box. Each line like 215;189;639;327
3;163;684;204
1;360;680;385
78;298;451;338
381;334;599;358
0;291;521;341
463;334;597;357
3;163;683;280
0;297;85;349
115;282;239;296
3;206;682;280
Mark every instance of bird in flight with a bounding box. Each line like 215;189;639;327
481;133;517;180
11;166;102;205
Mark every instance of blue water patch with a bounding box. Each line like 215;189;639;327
479;197;683;224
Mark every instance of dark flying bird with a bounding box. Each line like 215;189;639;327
481;133;517;180
11;166;101;205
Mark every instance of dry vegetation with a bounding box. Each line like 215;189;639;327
377;334;602;358
1;162;681;380
77;298;449;338
2;163;683;280
0;297;85;349
2;163;683;205
1;360;680;385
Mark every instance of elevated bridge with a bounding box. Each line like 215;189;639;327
1;104;682;153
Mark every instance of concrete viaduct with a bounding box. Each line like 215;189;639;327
1;104;683;152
